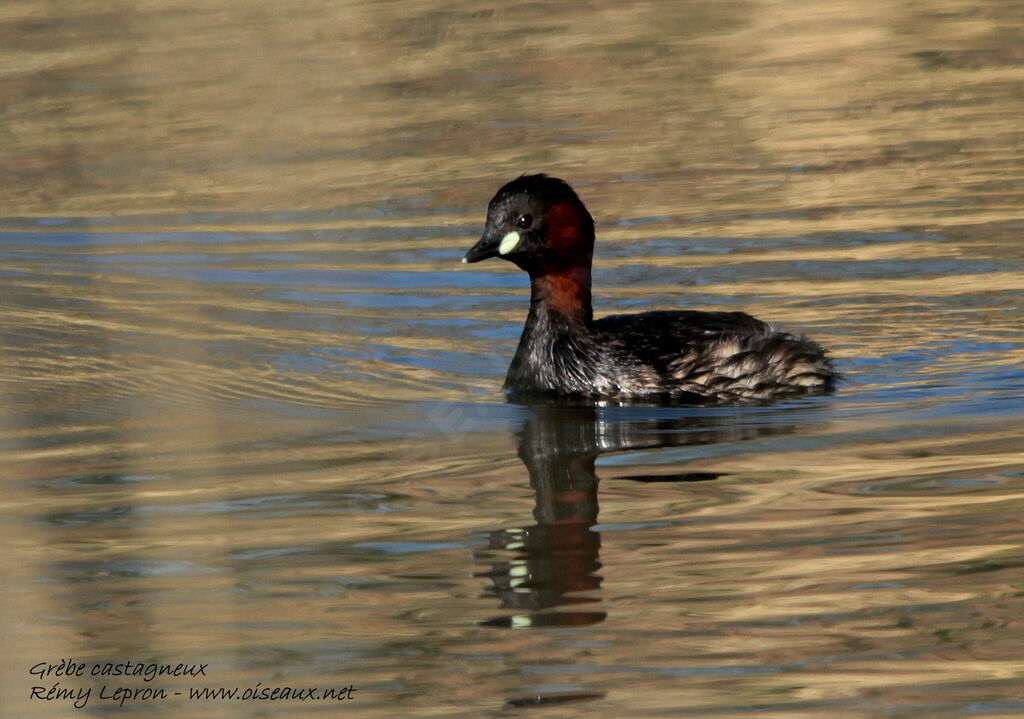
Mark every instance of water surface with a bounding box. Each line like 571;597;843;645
2;1;1023;717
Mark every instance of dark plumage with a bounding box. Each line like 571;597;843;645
463;174;837;403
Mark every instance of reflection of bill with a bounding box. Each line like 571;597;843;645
476;399;811;631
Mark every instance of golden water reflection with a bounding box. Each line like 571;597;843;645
2;0;1023;717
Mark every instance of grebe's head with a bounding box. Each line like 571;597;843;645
463;174;595;272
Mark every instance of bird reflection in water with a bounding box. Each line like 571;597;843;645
476;400;806;631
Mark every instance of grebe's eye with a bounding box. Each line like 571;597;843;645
515;213;533;229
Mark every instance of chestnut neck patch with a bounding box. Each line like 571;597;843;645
531;266;593;324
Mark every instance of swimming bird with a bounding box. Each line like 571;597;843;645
463;174;836;402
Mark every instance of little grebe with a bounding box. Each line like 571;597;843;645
463;174;836;402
